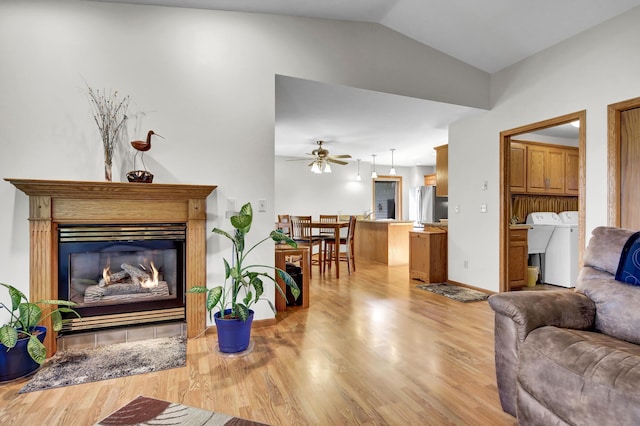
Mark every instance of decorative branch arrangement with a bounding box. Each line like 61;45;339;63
87;85;130;181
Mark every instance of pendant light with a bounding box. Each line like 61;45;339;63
356;159;362;181
371;154;378;178
389;148;397;175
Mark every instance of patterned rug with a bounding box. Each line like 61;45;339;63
20;336;186;393
417;283;490;302
95;396;269;425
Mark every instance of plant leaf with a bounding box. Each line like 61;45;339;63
250;276;264;299
27;336;46;364
186;286;208;294
50;310;63;332
270;231;297;247
234;304;249;322
223;258;232;280
18;303;42;330
206;287;223;312
277;269;300;300
243;291;252;306
1;283;26;312
0;324;18;349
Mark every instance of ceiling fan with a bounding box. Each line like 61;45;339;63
288;141;352;173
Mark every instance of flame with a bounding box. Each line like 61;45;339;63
140;261;159;288
102;258;111;285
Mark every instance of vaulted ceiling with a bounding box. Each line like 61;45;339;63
98;0;637;166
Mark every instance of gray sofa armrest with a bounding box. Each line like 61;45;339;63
487;291;595;416
488;290;595;342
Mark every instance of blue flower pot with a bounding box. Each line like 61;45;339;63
214;309;254;353
0;326;46;382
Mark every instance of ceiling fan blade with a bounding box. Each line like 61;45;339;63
286;158;312;161
331;154;352;159
327;158;348;165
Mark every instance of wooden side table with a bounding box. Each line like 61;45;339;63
274;246;310;311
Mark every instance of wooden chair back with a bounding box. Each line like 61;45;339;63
277;214;291;236
319;215;338;237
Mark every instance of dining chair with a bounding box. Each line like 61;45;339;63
277;214;291;236
319;215;338;273
289;215;323;278
325;215;357;275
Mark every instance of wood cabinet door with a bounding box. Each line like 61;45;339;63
565;148;579;195
510;142;527;193
424;174;436;186
435;145;448;197
508;229;528;290
526;145;547;193
545;147;565;194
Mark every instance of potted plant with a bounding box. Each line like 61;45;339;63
0;283;79;382
188;202;300;353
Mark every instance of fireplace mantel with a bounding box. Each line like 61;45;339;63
6;178;216;356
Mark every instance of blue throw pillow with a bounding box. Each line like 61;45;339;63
615;231;640;285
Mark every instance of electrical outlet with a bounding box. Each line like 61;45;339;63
482;180;488;190
227;198;237;212
480;204;487;213
258;199;267;212
455;205;460;213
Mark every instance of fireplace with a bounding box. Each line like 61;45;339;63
6;178;216;356
58;224;186;333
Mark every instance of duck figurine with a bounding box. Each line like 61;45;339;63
127;130;164;183
131;130;163;152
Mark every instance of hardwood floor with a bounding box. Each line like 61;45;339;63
0;260;516;425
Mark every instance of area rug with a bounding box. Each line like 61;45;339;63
95;395;269;425
19;336;186;393
417;283;489;302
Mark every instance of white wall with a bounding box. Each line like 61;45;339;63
0;0;488;323
275;157;434;220
448;7;640;292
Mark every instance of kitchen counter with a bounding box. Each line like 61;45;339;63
355;220;413;265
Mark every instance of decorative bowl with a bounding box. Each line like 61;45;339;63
126;170;154;183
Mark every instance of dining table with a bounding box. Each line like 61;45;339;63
310;220;350;278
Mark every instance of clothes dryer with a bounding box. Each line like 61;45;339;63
544;211;578;288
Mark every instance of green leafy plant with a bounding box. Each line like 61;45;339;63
0;283;79;364
188;202;300;321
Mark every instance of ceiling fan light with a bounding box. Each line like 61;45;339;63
324;162;332;173
310;161;321;173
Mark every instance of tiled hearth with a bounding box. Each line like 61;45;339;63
6;178;216;356
58;322;186;350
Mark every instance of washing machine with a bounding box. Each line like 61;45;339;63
544;211;578;288
526;212;561;282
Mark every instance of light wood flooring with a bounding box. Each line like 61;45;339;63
0;260;516;425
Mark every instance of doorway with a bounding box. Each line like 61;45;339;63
608;96;640;227
372;176;402;220
499;111;586;292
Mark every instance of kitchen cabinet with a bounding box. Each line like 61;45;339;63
355;220;414;265
434;144;448;197
410;230;447;283
565;149;579;195
508;226;529;290
510;142;527;193
424;174;436;186
511;141;578;196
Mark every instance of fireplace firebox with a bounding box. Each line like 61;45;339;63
57;224;186;333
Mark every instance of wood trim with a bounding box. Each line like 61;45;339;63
499;111;586;293
607;97;640;226
6;178;216;355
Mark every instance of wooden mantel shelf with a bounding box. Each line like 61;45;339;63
5;178;215;200
6;178;216;356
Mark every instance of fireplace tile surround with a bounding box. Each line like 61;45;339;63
5;178;216;356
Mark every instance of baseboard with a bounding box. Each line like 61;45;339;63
445;279;495;295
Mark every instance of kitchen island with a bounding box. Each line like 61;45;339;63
355;220;414;265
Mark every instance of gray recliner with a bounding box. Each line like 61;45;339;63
489;226;640;425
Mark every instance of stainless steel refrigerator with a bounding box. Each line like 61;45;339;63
409;186;448;226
